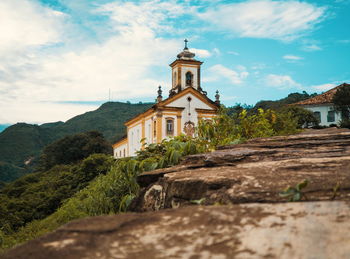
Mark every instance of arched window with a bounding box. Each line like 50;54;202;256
119;150;122;157
166;118;174;136
185;71;193;87
123;149;126;157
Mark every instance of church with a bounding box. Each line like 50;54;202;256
113;41;220;158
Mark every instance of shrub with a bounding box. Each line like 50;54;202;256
280;106;319;128
197;108;299;150
339;119;350;129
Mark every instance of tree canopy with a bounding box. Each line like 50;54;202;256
333;85;350;119
38;131;112;171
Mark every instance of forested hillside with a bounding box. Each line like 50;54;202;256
253;91;317;111
0;102;153;182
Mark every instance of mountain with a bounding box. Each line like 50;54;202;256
0;102;153;183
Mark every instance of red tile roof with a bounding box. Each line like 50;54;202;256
294;83;350;106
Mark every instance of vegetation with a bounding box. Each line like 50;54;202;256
253;91;317;111
197;107;300;150
38;131;112;171
333;85;350;128
279;106;319;128
0;102;153;182
0;154;114;234
279;179;309;202
0;162;26;184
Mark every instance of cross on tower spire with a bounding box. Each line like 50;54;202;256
184;39;188;50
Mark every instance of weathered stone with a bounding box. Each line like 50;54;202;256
135;128;350;211
3;201;350;259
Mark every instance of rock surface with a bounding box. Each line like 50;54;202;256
3;201;350;259
134;128;350;211
3;128;350;259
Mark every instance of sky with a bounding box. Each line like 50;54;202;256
0;0;350;125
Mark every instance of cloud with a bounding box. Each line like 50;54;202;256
98;0;194;34
199;0;326;41
302;44;322;51
265;74;302;89
311;83;337;92
204;64;249;84
0;0;187;124
0;0;64;55
338;39;350;44
0;101;99;125
190;48;212;58
228;51;239;56
283;55;304;62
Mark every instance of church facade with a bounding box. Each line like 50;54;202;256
113;42;220;158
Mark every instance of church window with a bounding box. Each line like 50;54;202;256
154;120;157;137
123;149;126;157
119;150;122;157
185;71;193;87
166;118;174;136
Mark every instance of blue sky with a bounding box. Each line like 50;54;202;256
0;0;349;125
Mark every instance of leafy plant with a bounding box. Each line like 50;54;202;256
279;179;309;202
190;198;206;205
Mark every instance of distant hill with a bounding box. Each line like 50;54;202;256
252;91;317;111
0;102;153;182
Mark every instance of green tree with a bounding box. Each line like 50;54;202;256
333;85;350;119
279;106;319;128
38;131;112;171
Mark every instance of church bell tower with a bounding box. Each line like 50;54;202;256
169;39;204;96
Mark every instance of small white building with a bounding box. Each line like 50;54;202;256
294;83;349;126
113;41;220;158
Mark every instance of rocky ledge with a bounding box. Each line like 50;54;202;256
3;202;350;259
133;128;350;211
3;128;350;258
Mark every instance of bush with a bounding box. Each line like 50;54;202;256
280;106;319;128
339;119;350;129
197;107;299;150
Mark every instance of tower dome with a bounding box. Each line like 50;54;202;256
176;39;196;60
